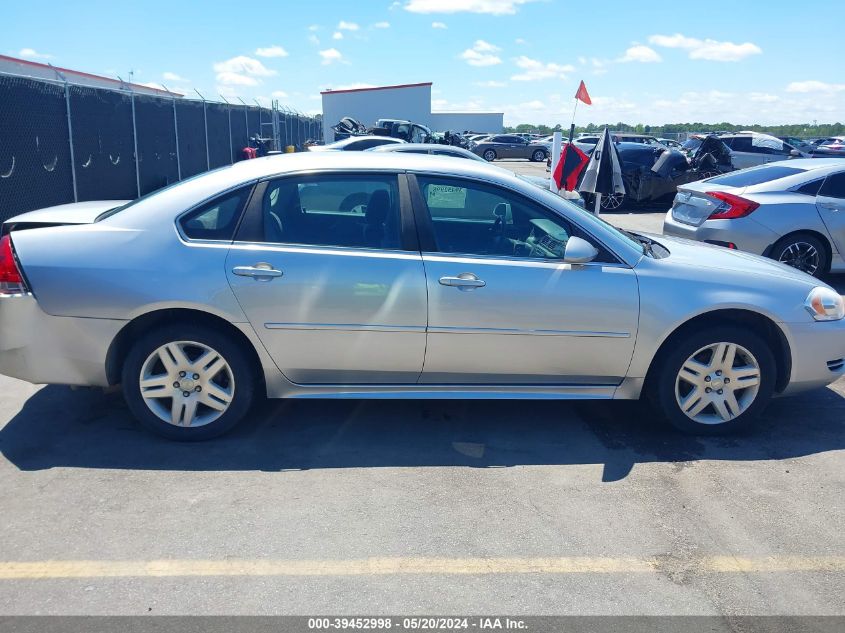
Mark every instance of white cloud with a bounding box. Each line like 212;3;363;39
618;45;661;63
338;20;360;30
475;80;507;87
213;56;277;86
432;21;448;28
749;92;779;103
648;33;761;62
308;34;320;45
162;71;187;82
214;73;259;87
514;38;525;44
459;40;502;66
405;0;538;15
18;47;52;60
271;90;289;98
472;39;499;52
510;55;573;81
319;48;344;65
373;21;391;28
786;80;845;94
308;24;320;31
333;31;344;40
255;45;288;58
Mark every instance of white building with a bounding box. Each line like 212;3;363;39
321;82;503;142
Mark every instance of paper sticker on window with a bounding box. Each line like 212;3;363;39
427;184;467;208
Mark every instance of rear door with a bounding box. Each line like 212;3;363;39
816;171;845;256
226;172;427;384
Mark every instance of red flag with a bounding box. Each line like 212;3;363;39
575;80;592;105
553;142;590;191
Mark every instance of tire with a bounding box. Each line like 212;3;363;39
122;324;257;440
769;233;829;278
483;149;497;162
648;325;776;435
531;149;547;162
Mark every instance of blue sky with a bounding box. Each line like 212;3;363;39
4;0;844;125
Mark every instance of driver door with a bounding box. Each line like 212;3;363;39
411;175;639;385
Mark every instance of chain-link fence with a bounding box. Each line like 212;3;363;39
0;73;323;222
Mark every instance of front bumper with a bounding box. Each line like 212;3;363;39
662;212;779;255
0;294;125;386
781;319;845;395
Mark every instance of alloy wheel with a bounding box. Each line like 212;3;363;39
778;241;820;275
483;150;496;161
600;193;625;210
674;342;761;425
139;341;235;427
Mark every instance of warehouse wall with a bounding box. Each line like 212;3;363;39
322;84;433;142
430;112;503;134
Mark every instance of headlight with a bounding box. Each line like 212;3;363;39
804;286;845;321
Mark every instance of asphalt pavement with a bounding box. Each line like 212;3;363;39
0;159;842;616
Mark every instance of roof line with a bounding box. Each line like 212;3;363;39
321;82;433;95
0;54;183;96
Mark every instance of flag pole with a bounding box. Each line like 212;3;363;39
568;97;579;145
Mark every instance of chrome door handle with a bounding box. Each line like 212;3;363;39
439;273;486;290
819;202;839;211
232;264;283;280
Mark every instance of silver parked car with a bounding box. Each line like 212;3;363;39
718;133;808;170
663;159;845;277
1;153;843;440
471;134;549;162
307;136;406;152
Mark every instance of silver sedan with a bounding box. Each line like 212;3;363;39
1;153;843;440
664;159;845;277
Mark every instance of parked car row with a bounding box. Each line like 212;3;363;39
1;151;842;443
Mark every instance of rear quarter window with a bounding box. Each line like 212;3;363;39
705;166;807;188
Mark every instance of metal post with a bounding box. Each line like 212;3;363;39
238;98;249;147
195;90;210;171
169;90;181;181
220;95;233;164
130;87;141;197
62;80;78;202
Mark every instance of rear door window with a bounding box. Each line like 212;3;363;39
259;174;402;249
705;166;807;188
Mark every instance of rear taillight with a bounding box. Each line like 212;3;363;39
706;191;759;220
0;234;28;295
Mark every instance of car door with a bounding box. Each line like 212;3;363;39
226;172;427;384
410;174;639;385
725;137;760;169
816;170;845;257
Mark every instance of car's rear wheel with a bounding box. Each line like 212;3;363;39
483;149;497;162
531;149;547;162
122;325;256;440
771;233;828;277
650;326;775;435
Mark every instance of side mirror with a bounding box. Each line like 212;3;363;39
563;236;599;264
789;149;801;157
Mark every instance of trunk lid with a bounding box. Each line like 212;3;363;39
670;180;744;227
1;200;129;235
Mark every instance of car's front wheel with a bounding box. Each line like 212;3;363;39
531;149;547;162
122;325;257;440
483;149;497;161
650;326;775;435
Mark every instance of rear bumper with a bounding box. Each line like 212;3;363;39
782;319;845;395
662;212;779;255
0;294;125;386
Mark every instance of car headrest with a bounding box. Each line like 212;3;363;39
366;190;390;225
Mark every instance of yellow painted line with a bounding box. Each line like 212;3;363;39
0;556;842;579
